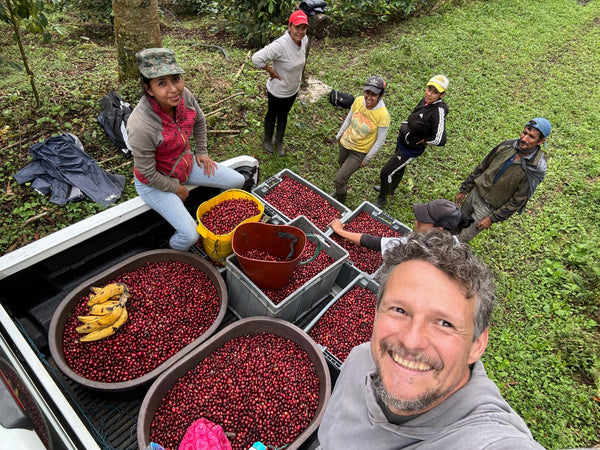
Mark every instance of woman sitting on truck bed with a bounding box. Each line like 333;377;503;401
127;48;245;252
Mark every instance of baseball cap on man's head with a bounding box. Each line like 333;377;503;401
526;117;552;138
364;76;386;94
426;75;449;93
136;48;185;79
289;10;309;26
413;199;462;231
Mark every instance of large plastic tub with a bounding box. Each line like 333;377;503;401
196;189;264;263
226;216;348;323
305;275;379;372
48;250;228;392
252;169;351;231
326;200;412;278
137;317;331;450
232;222;315;290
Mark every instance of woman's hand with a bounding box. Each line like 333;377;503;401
455;192;466;205
176;184;189;202
196;155;218;177
265;64;282;81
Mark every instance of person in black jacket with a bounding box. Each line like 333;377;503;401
374;75;449;208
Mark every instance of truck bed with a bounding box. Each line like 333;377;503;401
0;162;326;449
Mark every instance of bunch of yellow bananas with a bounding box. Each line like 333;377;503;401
76;283;129;342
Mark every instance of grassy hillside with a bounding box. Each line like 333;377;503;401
0;0;599;447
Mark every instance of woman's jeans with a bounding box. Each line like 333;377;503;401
135;162;245;251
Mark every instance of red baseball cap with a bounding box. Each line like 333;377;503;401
289;10;309;26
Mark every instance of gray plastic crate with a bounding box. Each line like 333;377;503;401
226;216;349;323
261;202;289;225
325;200;412;278
252;168;351;231
333;261;363;294
304;274;379;371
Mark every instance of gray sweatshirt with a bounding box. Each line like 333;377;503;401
127;88;207;193
317;343;545;450
251;31;308;98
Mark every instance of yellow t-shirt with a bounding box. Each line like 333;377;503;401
340;96;391;153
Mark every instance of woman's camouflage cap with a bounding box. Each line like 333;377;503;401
136;48;185;79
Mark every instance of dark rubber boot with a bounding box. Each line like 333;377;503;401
275;123;286;156
374;196;387;208
335;192;347;205
374;185;395;196
263;121;275;153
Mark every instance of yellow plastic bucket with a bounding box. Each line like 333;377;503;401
196;189;264;263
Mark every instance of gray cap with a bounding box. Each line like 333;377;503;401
364;76;386;94
413;199;462;231
136;48;185;79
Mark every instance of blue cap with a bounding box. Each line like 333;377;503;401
526;118;551;138
251;442;267;450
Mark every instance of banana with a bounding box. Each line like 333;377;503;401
77;315;100;324
87;283;128;306
89;299;120;314
76;303;124;334
88;292;128;315
88;301;120;316
88;292;121;303
80;307;128;342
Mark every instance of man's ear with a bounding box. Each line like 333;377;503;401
468;328;489;365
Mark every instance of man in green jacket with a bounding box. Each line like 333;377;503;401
454;117;551;242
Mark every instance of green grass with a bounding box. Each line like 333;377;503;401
1;0;599;447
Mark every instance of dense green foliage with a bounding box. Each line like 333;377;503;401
181;0;429;44
220;0;297;46
0;0;599;447
326;0;424;33
0;0;54;104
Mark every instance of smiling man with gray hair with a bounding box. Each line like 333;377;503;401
317;229;544;449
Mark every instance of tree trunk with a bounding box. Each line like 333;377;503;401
4;0;41;105
112;0;162;82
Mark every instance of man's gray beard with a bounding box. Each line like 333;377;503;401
372;369;455;414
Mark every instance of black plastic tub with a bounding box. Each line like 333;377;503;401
48;249;228;392
137;316;331;450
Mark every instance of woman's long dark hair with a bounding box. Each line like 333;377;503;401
141;75;152;96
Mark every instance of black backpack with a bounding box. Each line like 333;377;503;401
97;92;133;156
329;89;354;109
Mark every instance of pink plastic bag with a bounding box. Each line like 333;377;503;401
178;418;232;450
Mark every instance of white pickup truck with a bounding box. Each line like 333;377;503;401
0;156;326;450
